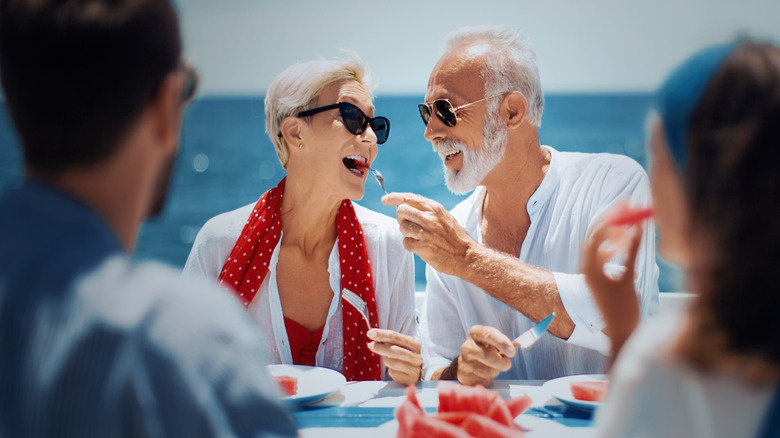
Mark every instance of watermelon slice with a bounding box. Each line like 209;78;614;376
272;375;298;396
461;414;519;437
435;411;471;427
438;382;493;416
395;383;533;437
607;205;653;226
408;416;472;438
397;384;430;437
505;394;533;418
569;380;609;402
484;395;514;428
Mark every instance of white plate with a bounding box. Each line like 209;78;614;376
542;374;608;412
267;364;346;406
377;414;569;437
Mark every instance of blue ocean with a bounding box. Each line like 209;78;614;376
0;95;683;291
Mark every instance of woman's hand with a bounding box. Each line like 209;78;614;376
581;204;646;360
367;329;422;385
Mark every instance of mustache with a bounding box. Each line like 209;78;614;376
433;138;467;154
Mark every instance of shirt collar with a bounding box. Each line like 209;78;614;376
527;145;559;216
465;145;560;236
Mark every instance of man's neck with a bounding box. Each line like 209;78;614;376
28;139;159;254
480;136;550;253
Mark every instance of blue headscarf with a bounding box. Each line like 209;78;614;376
655;40;741;171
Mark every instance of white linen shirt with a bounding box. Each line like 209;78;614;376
183;202;417;378
421;146;660;380
595;310;775;438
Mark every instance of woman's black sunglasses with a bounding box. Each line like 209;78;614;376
418;93;506;127
292;102;390;144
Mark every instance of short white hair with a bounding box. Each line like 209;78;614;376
265;52;374;167
443;25;544;127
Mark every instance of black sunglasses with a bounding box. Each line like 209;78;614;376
288;101;390;144
180;62;199;102
418;93;506;127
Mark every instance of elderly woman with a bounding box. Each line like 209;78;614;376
183;55;421;384
583;39;780;437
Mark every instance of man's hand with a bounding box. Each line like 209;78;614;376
367;329;422;385
382;192;476;277
456;325;515;386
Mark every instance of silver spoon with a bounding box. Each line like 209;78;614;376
359;165;386;194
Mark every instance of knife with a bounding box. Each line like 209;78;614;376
513;312;555;350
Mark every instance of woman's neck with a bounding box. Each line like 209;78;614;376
279;177;342;256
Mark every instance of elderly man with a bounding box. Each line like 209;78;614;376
383;25;659;385
0;0;295;436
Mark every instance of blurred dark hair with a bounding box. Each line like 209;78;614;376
686;40;780;366
0;0;182;175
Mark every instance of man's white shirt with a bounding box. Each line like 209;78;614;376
421;146;660;380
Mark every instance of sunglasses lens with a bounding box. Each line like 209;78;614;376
433;100;457;127
371;117;390;144
181;66;198;102
418;104;431;126
339;103;365;135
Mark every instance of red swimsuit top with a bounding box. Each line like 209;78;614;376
283;316;324;366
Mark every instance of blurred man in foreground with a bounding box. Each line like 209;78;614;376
0;0;296;436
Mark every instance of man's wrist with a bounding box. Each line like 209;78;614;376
438;356;459;380
460;242;487;285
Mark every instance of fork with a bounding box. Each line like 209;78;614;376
341;288;373;329
359;165;387;195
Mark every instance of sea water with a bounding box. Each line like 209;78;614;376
0;95;683;291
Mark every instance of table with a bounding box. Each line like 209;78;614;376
290;380;597;437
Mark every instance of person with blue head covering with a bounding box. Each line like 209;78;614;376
582;38;780;438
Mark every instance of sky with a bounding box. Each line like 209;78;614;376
176;0;780;96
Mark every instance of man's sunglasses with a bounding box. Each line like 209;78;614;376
180;62;199;102
284;101;390;144
418;93;506;127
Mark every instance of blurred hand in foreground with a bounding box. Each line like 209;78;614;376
581;202;648;359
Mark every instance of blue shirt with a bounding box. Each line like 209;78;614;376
0;182;297;437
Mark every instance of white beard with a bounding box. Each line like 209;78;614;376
435;111;507;195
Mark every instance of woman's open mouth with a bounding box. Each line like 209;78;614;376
343;155;369;176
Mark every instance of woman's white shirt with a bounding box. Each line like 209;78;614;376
182;201;417;378
595;308;775;438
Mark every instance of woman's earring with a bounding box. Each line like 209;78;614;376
299;144;303;149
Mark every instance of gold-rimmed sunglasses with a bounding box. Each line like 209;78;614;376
418;93;507;127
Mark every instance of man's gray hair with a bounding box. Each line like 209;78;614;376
265;52;374;167
443;25;544;127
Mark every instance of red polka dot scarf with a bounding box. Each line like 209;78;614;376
218;178;381;381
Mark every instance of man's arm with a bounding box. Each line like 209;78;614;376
383;192;575;340
458;243;575;339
